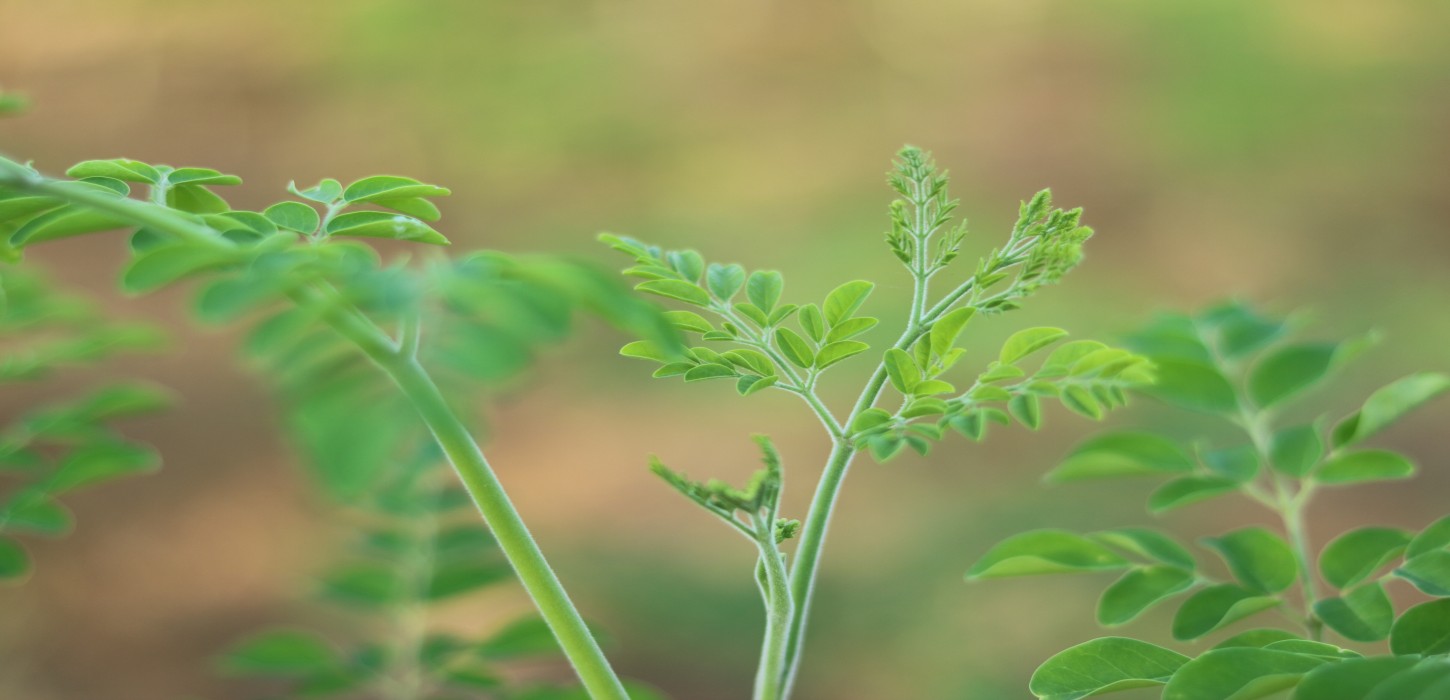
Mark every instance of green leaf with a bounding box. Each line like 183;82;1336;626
0;537;30;580
1212;629;1303;650
663;310;712;334
1315;583;1395;642
0;499;74;536
1090;528;1197;569
324;210;449;245
884;348;920;394
1408;515;1450;559
683;364;736;382
1201;444;1260;482
11;204;131;246
1294;656;1425;700
166;183;230;214
1144;358;1239;414
1040;340;1109;377
929;307;977;358
123;244;234;293
426;562;510;600
167;167;242;187
706;263;745;301
1172;584;1281;640
1202;527;1298;594
1009;394;1042;429
1319;527;1411;589
1000;327;1068;364
1314;450;1415;485
1098;566;1196;626
65;159;160;184
1270;425;1324;477
1161;647;1325;700
47;441;159;494
319;564;401;606
722;349;775;377
1396;551;1450;596
479;616;565;659
823;280;874;326
342;175;450;203
1202;302;1287;359
1046;432;1194;483
1249;343;1345;408
370;196;441;221
289;178;343;203
1028;637;1189;700
798;303;825;342
774;327;815;369
264;201;320;233
1061;385;1103;419
815;340;869;370
745;270;783;313
966;529;1128;580
636;279;711;307
220;629;339;676
1333;372;1450;448
1362;662;1450;699
1390;599;1450;655
620;340;671;363
826;316;877;343
1148;476;1240;513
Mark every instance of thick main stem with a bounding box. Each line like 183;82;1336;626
300;288;631;700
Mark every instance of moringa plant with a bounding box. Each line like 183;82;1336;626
603;147;1154;699
0;144;677;699
0;268;168;582
969;304;1450;699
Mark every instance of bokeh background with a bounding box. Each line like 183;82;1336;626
3;1;1450;698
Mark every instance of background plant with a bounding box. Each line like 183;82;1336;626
0;268;167;583
969;303;1450;699
606;147;1154;700
0;150;679;699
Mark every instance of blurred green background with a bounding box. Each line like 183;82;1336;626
2;1;1449;698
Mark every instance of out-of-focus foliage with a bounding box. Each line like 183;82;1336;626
971;304;1450;699
0;269;167;582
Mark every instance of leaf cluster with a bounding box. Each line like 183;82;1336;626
0;269;168;582
969;302;1450;699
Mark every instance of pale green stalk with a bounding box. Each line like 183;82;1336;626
0;168;630;700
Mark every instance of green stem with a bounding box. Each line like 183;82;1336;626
2;170;629;700
295;286;631;700
752;515;794;700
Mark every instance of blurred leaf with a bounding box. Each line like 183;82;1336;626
1142;358;1237;414
1314;450;1415;485
1315;583;1394;642
1395;551;1450;596
0;537;30;580
1408;515;1450;559
1202;527;1298;594
1319;527;1411;589
967;530;1128;580
1293;656;1424;700
220;629;340;676
1333;373;1450;448
1389;599;1450;655
1148;476;1240;513
1089;528;1196;570
1270;424;1323;477
1047;432;1193;483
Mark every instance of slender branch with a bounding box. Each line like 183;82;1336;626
752;512;794;700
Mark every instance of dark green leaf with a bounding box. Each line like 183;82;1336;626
122;244;235;293
478;616;563;659
47;441;158;494
1249;343;1343;408
1143;358;1238;414
1090;528;1197;570
1396;551;1450;596
1201;444;1260;482
1294;656;1424;700
1315;583;1395;642
1172;584;1281;640
1319;527;1411;589
0;538;30;580
1389;599;1450;655
0;498;73;536
1202;527;1298;594
1408;515;1450;559
1098;566;1196;626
